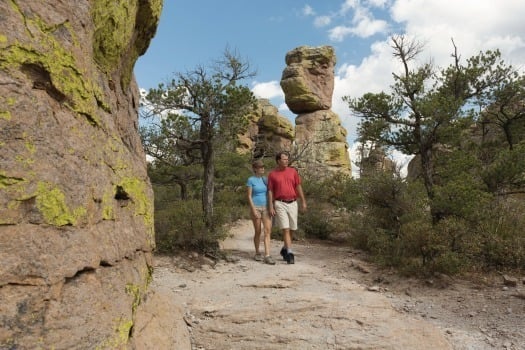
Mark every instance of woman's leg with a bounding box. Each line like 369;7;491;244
262;213;272;257
251;216;262;255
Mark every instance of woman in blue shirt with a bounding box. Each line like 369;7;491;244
246;160;275;264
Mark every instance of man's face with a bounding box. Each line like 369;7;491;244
277;155;289;168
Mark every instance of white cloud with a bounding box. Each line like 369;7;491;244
314;15;331;28
302;4;316;16
328;2;389;41
332;39;397;143
251;80;284;99
340;0;359;14
390;0;525;68
278;102;291;114
351;16;388;38
329;26;354;42
365;0;389;8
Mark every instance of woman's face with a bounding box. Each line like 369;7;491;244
253;165;265;175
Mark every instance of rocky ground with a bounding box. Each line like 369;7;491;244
152;219;525;350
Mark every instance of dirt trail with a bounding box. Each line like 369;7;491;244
152;220;524;350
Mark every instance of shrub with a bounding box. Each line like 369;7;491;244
298;203;334;240
475;197;525;269
154;199;228;254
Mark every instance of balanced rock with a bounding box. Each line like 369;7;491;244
280;46;335;114
280;46;351;176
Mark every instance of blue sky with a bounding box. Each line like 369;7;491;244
135;0;525;171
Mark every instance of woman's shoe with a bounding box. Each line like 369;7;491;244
264;255;276;265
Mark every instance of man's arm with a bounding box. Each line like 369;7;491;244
296;184;307;212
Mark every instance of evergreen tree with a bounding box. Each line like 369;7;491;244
344;35;521;222
142;48;256;231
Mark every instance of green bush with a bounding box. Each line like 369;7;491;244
215;188;248;222
475;198;525;269
298;204;334;240
154;199;229;254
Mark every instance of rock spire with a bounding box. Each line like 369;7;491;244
280;46;351;175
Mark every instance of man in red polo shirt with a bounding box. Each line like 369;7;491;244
268;151;307;264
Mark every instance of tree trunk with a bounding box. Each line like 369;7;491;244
178;182;187;200
419;146;442;223
201;140;215;231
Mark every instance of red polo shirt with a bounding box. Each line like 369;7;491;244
268;167;301;200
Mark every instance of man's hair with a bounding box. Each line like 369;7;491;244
275;151;289;162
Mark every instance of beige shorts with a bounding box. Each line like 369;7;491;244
273;200;298;230
251;206;269;220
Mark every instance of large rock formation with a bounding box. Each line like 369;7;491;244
281;46;335;114
238;98;294;158
0;1;188;348
280;46;351;175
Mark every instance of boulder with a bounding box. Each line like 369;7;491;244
280;46;336;114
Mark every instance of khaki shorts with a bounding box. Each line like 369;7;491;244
251;206;269;220
273;200;298;230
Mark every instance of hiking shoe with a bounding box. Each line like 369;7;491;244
254;253;263;261
264;255;276;265
280;247;287;260
286;252;295;264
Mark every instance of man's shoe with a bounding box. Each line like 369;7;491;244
286;252;295;264
264;255;276;265
254;253;263;261
280;247;287;260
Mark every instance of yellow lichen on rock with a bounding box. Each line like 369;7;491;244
36;181;87;226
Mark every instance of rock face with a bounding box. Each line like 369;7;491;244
238;98;294;158
281;46;351;175
0;1;187;349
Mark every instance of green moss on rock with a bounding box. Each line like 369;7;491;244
92;0;163;87
0;111;11;120
0;15;107;126
118;177;154;237
91;0;138;73
35;182;87;226
101;190;115;220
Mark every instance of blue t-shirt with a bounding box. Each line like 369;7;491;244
246;176;267;207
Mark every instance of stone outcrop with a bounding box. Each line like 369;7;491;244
358;145;396;176
295;110;351;172
281;46;335;114
280;46;351;175
0;1;187;349
238;98;294;158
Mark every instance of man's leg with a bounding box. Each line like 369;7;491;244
283;228;292;250
282;228;294;264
